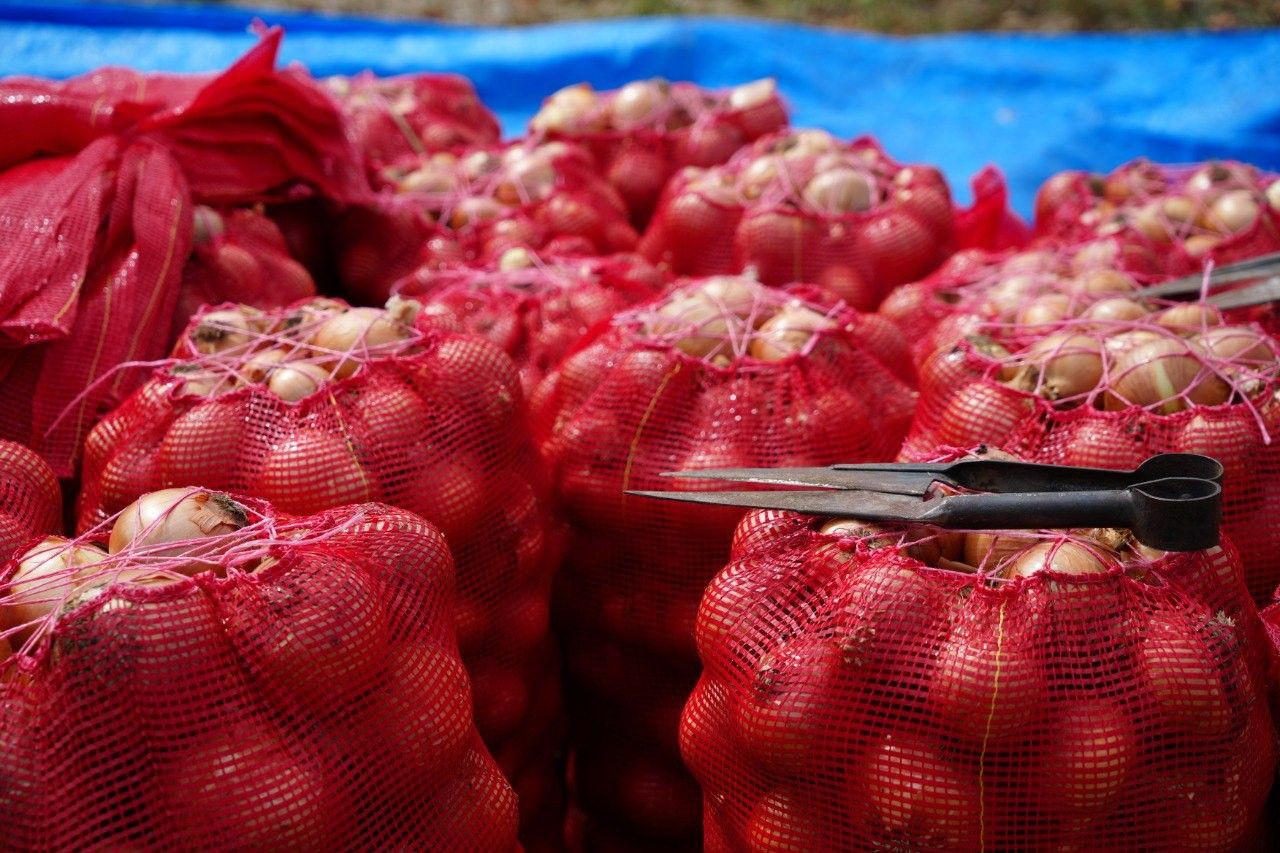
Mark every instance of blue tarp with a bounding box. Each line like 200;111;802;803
1;1;1279;215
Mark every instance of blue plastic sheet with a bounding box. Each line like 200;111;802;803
1;1;1279;215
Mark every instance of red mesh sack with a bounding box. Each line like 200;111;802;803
73;299;566;839
529;77;789;226
531;275;915;848
1034;158;1280;274
393;250;666;397
0;30;365;476
952;164;1032;252
903;314;1280;602
682;495;1277;852
332;201;469;307
638;130;957;310
0;488;518;849
325;71;501;174
175;205;316;340
0;442;61;580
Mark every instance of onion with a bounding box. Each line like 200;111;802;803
530;83;598;133
1208;189;1260;234
984;273;1044;321
1070;238;1120;271
191;309;256;356
311;307;409;378
1;537;107;645
397;164;455;194
1017;293;1072;326
460;150;501;180
728;78;777;111
610;79;666;127
448;196;503;228
700;275;763;320
1106;336;1230;413
252;429;376;515
1003;250;1062;275
962;532;1030;571
239;348;290;384
935;383;1030;449
1082;297;1148;323
1070;268;1138;296
108;488;248;562
495;154;557;205
1023;332;1105;400
801;168;873;214
748;305;833;361
1266;180;1280;212
266;362;330;402
738;155;782;199
1140;610;1232;735
1103;328;1162;357
1197;324;1275;367
192;206;225;246
1183;234;1221;257
498;246;537;271
1001;539;1111;579
1186;162;1235;196
1132;195;1197;242
862;734;980;849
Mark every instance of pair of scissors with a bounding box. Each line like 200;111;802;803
1144;251;1280;309
629;453;1223;552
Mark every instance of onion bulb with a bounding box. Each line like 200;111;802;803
1082;297;1148;323
1208;189;1260;234
1154;303;1223;333
192;310;256;355
1023;333;1104;401
267;362;330;402
729;78;776;111
240;348;290;384
1070;268;1138;296
398;164;455;194
738;155;782;199
699;276;762;321
530;83;598;133
1017;294;1072;326
644;294;728;358
748;305;832;361
610;79;666;127
498;247;537;271
802;168;874;214
1198;325;1276;368
108;488;248;561
1104;329;1162;357
787;129;839;156
449;196;503;228
1266;180;1280;212
1106;336;1230;413
963;533;1030;571
311;307;409;378
1;537;107;645
495;155;557;205
1002;540;1111;579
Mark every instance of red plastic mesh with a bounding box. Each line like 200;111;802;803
325;71;501;174
0;441;61;573
903;328;1280;602
682;509;1276;851
529;79;790;227
0;30;365;476
175;206;317;340
530;279;915;847
0;495;519;850
1033;159;1280;274
394;252;666;397
74;301;566;838
638;133;961;310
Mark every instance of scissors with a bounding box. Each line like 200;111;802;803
629;452;1223;552
1142;251;1280;309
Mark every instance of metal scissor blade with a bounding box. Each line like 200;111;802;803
1205;276;1280;310
627;488;926;518
1141;251;1280;297
659;465;945;496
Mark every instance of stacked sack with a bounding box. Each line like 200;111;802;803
74;298;566;842
529;77;789;225
681;451;1276;850
531;274;915;849
902;304;1280;603
0;488;518;849
394;249;666;397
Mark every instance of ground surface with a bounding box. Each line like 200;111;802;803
207;0;1280;31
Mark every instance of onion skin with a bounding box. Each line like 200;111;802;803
963;532;1031;571
191;309;256;356
1197;325;1275;367
1023;332;1104;401
1105;336;1230;414
1001;540;1111;579
802;168;874;214
108;488;248;561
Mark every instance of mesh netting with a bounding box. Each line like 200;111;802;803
903;318;1280;602
325;71;501;176
528;78;790;227
1033;159;1280;274
0;30;365;476
637;131;960;310
682;503;1276;851
393;251;666;398
74;299;566;839
0;442;61;581
0;490;519;850
530;276;915;848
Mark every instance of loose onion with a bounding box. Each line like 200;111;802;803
738;155;782;199
1;537;107;645
108;488;248;563
1183;234;1221;257
1208;189;1260;234
1083;297;1148;323
801;168;873;214
1001;539;1111;579
498;246;537;271
191;310;256;355
1106;336;1230;413
749;305;833;361
1023;332;1104;401
266;362;330;402
311;307;409;379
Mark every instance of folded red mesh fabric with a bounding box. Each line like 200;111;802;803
0;492;519;849
683;500;1275;851
0;29;365;475
0;441;61;569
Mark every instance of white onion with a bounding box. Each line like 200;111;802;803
1082;297;1148;323
1106;336;1230;413
1002;540;1111;579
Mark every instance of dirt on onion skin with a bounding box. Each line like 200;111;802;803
196;0;1280;32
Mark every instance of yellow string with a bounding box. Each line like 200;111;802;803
621;361;684;506
977;599;1007;853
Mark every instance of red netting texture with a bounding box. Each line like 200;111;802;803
530;275;916;847
0;490;519;850
682;504;1276;851
325;71;501;175
0;442;62;583
393;250;666;398
903;315;1280;602
73;299;566;837
1033;158;1280;274
638;130;958;310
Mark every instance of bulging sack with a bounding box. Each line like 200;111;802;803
0;489;518;851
